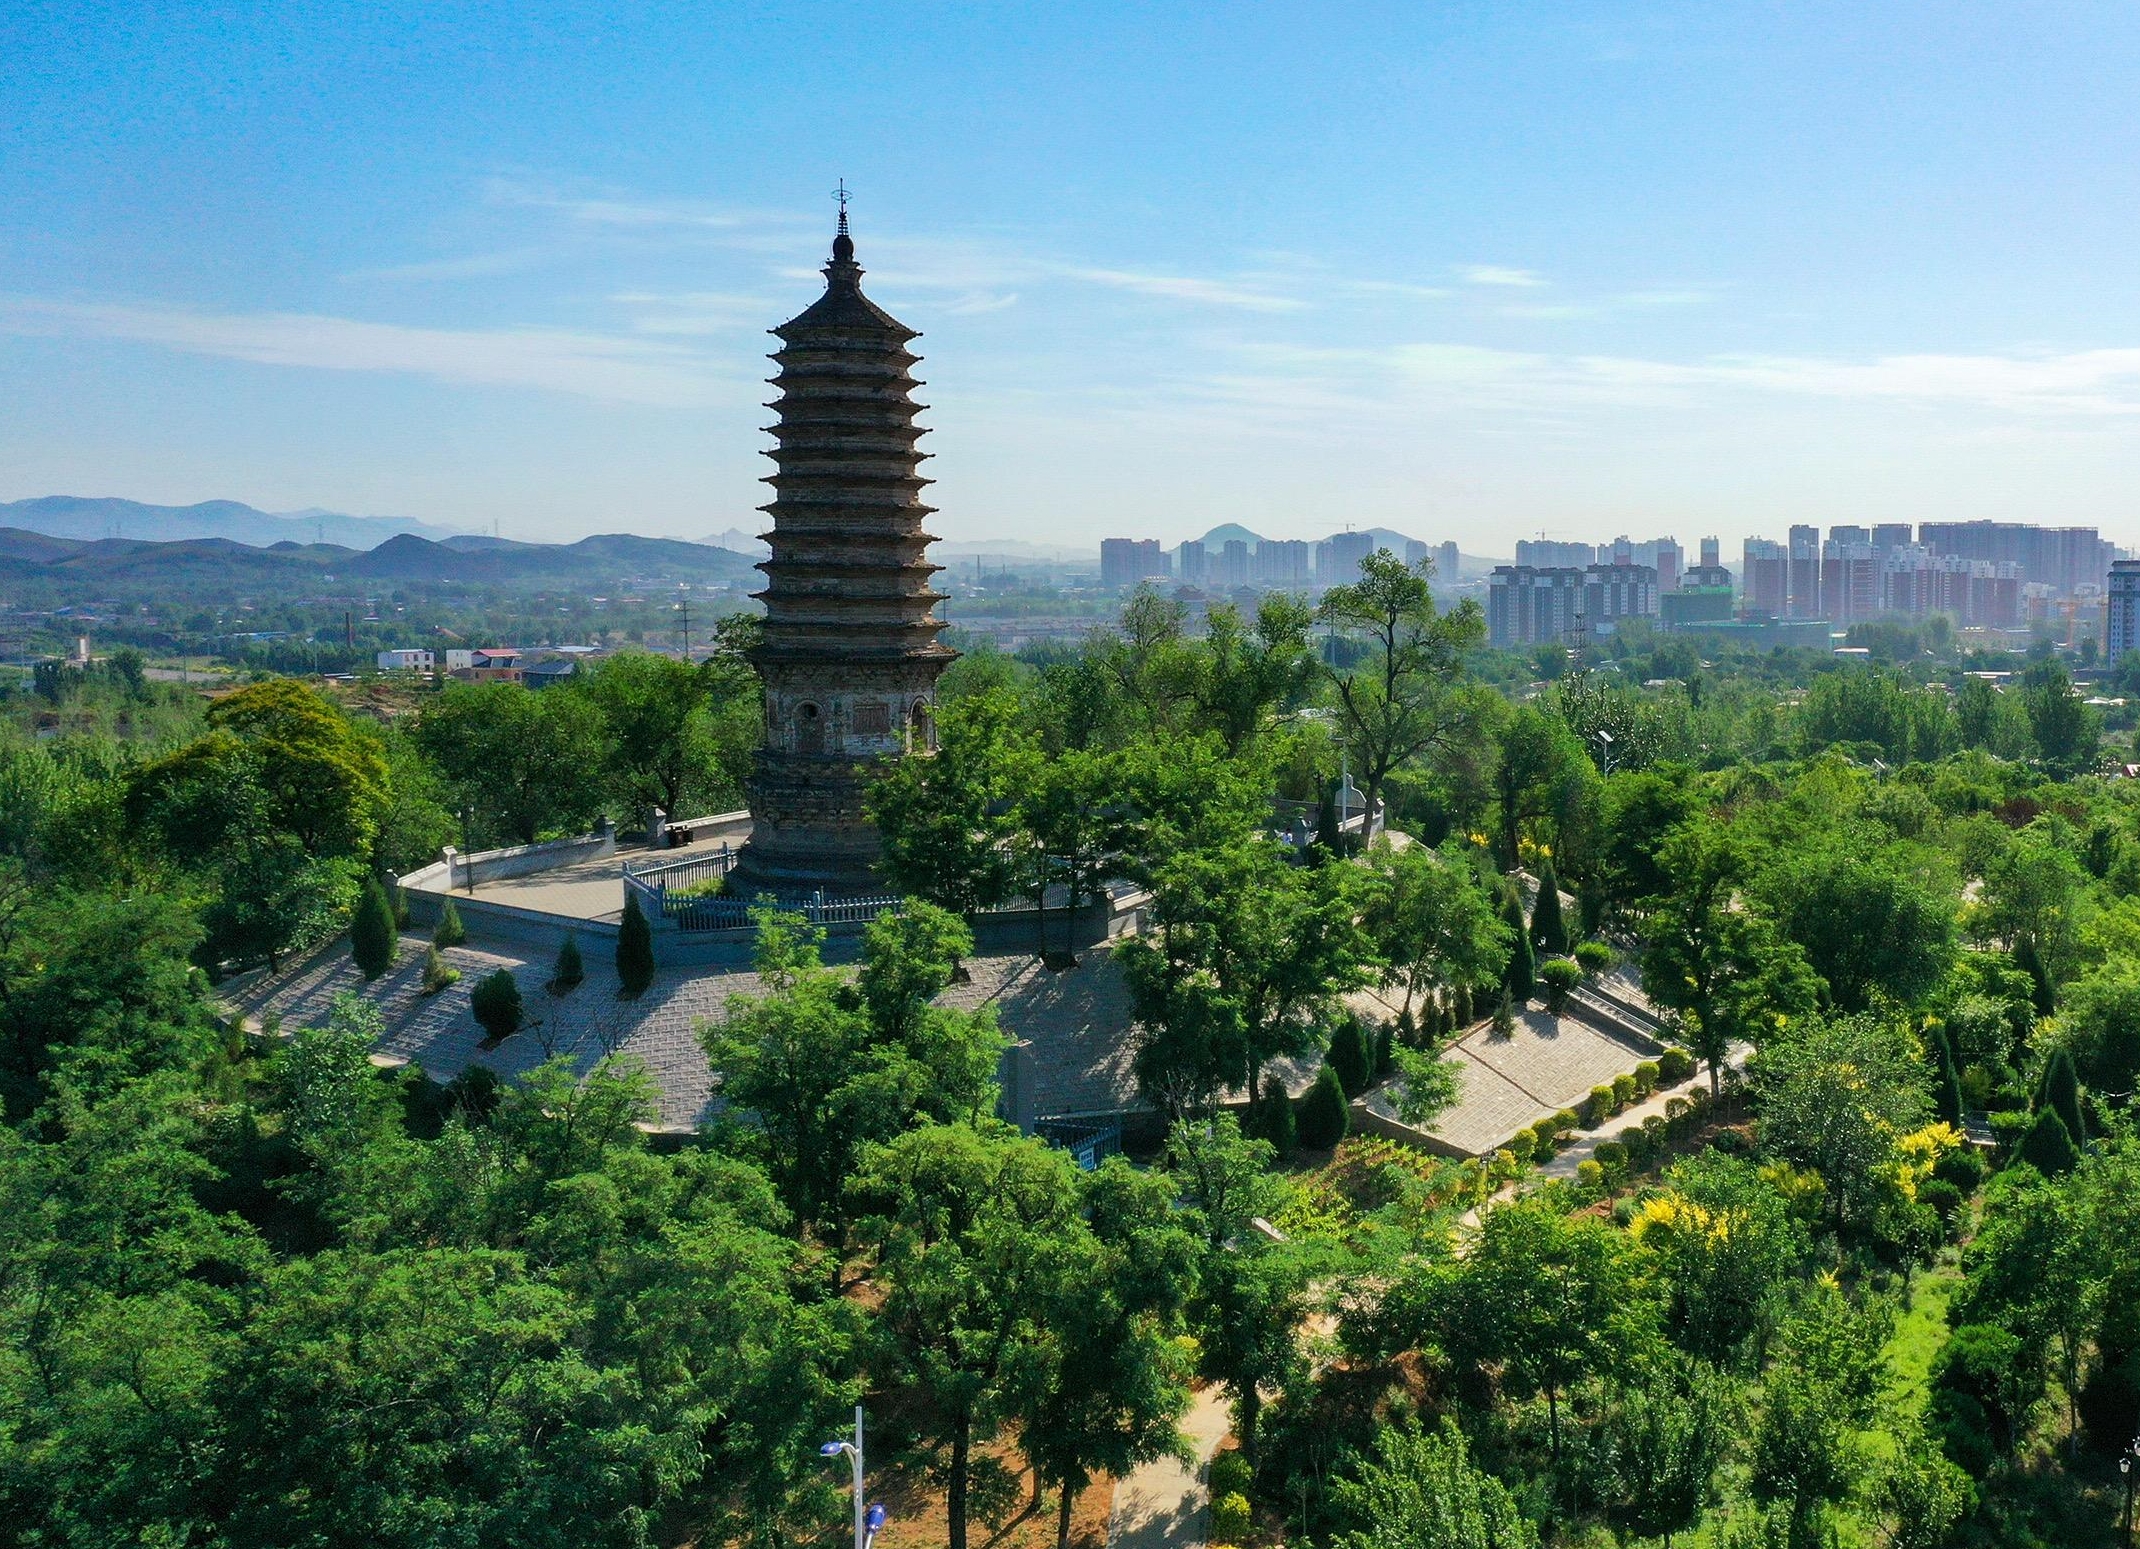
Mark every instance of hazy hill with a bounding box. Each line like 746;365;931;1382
1189;523;1428;555
0;496;462;548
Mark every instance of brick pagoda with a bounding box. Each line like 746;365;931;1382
728;209;954;897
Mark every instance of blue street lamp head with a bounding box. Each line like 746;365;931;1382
866;1504;888;1534
819;1442;846;1457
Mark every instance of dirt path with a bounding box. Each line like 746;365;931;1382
1104;1385;1231;1549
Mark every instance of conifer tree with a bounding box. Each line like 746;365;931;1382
2036;1047;2086;1148
1531;855;1568;956
616;891;656;996
433;896;466;947
1930;1025;1964;1126
2016;1105;2079;1177
1253;1072;1297;1161
1501;893;1535;1002
1298;1065;1350;1150
551;931;584;993
350;877;397;980
1327;1017;1374;1097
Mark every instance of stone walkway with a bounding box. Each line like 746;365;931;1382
1105;1386;1231;1549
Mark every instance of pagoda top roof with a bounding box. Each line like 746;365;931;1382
775;222;918;342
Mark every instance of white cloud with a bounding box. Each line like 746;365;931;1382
1063;267;1306;311
1456;264;1549;288
0;296;732;406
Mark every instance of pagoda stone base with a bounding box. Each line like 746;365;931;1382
726;751;887;899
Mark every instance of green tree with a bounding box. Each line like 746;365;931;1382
853;1122;1088;1549
350;876;397;979
470;968;523;1040
1010;1159;1197;1549
1752;1014;1930;1231
2018;657;2100;772
1452;1200;1658;1456
433;896;466;947
1500;889;1534;1002
2015;1106;2079;1177
1643;822;1820;1095
1188;595;1317;756
1298;1064;1350;1149
1597;1356;1736;1549
1591;766;1702;919
616;890;655;995
1530;854;1568;956
416;681;608;845
868;688;1036;915
1316;549;1489;823
1363;839;1510;1022
1488;702;1595;873
551;931;584;993
578;646;756;817
1750;1280;1891;1547
1760;841;1956;1012
1166;1117;1314;1464
1637;1153;1812;1367
1325;1017;1374;1098
2035;1046;2086;1148
2052;963;2140;1098
204;677;388;856
1329;1420;1536;1549
1873;1426;1976;1549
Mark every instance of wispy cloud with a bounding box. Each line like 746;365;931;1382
610;289;774;336
1063;267;1306;311
0;296;731;406
1456;264;1549;288
342;248;558;284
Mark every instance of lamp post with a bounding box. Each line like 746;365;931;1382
2122;1428;2138;1546
819;1405;886;1549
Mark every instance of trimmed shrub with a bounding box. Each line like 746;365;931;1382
420;944;460;995
1919;1177;1964;1226
1553;1108;1581;1134
1210;1493;1253;1543
1618;1127;1653;1168
1490;1147;1521;1182
1634;1060;1662;1097
470;969;523;1041
1664;1096;1692;1125
616;891;656;996
1207;1452;1252;1501
1934;1144;1985;1193
433;897;467;948
1326;1017;1374;1097
1594;1140;1629;1176
1576;1158;1606;1192
1586;1084;1618;1125
1612;1072;1638;1108
1531;856;1568;955
350;877;397;980
1539;957;1582;1014
1574;938;1614;976
1641;1115;1669;1154
1657;1047;1695;1084
1297;1066;1350;1150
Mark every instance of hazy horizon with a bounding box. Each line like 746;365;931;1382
8;4;2140;550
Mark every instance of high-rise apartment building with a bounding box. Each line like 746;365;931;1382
1685;532;1732;590
1316;530;1375;587
1100;538;1168;590
1515;539;1596;568
1404;539;1430;568
1175;540;1207;586
1487;566;1585;648
1742;538;1788;616
1787;525;1821;618
1437;540;1460;580
1584;562;1659;629
1217;539;1253;589
1819;538;1880;624
1254;539;1311;586
1878;548;2024;629
1872;523;1913;556
1699;536;1720;569
2108;560;2140;659
1917;522;2114;596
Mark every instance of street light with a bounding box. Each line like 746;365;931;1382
820;1405;887;1549
2122;1428;2138;1546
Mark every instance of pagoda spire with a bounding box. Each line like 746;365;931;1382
729;204;954;898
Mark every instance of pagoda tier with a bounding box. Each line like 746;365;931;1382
728;218;956;899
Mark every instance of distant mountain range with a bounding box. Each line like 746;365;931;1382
0;496;465;549
1190;523;1428;554
0;527;758;601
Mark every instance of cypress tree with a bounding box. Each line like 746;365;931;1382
470;968;524;1042
1531;856;1568;956
1491;988;1516;1039
551;932;585;993
1374;1019;1395;1078
616;891;656;996
350;877;397;980
1298;1065;1350;1150
433;897;466;948
2036;1047;2087;1148
2016;1106;2079;1177
1313;780;1343;858
1327;1017;1373;1097
1501;893;1535;1002
2013;935;2055;1014
1930;1024;1965;1127
1254;1071;1297;1161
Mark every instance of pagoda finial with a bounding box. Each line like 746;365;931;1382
830;179;855;265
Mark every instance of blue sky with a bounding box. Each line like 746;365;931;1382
6;2;2140;550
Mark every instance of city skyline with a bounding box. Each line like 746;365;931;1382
8;5;2140;547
